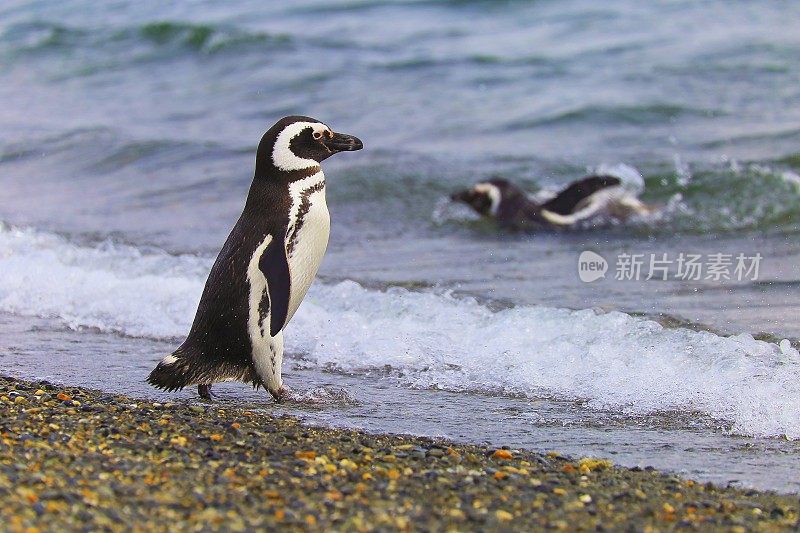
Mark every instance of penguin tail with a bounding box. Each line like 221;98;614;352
147;347;195;392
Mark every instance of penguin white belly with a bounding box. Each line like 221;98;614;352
286;185;330;322
245;234;284;392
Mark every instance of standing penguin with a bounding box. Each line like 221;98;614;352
148;116;363;401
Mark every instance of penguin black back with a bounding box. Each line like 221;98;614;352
540;175;622;216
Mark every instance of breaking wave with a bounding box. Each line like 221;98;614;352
2;224;800;438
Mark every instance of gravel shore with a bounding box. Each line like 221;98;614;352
1;375;798;532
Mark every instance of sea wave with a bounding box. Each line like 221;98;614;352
0;129;243;173
1;223;800;438
0;20;291;60
506;104;726;130
640;162;800;234
3;127;800;237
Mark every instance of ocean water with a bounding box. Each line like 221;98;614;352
2;0;800;492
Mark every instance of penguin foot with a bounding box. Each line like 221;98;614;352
198;384;215;400
270;386;289;403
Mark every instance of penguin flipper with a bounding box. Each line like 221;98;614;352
259;231;291;337
542;175;622;216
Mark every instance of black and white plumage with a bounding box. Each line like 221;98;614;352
148;116;362;401
451;171;653;230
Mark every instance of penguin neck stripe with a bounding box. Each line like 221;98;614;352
287;171;325;228
272;121;326;172
287;174;326;255
474;183;502;216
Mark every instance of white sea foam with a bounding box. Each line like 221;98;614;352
2;224;800;438
591;162;645;193
0;224;207;338
294;282;800;439
780;170;800;190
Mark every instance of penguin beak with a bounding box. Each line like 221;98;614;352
324;132;363;153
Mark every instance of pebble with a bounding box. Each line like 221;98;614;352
1;375;798;532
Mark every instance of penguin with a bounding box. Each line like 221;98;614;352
450;173;653;230
148;116;362;401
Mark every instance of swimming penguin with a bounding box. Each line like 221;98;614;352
451;171;653;230
147;116;362;401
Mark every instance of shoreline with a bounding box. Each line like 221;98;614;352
1;375;798;531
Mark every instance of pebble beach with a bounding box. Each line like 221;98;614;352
2;375;798;532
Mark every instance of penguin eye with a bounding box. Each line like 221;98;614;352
312;130;323;140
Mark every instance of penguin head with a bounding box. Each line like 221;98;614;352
450;178;525;217
257;116;363;176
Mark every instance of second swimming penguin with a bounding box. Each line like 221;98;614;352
451;167;654;230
